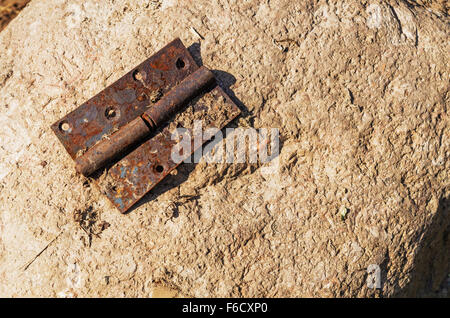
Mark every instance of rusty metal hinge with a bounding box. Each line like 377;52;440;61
51;38;240;213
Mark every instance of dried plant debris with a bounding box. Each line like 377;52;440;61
73;206;110;246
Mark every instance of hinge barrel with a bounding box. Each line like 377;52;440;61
74;66;215;176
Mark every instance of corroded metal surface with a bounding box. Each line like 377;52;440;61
74;66;215;176
74;116;150;177
51;38;198;159
51;38;241;213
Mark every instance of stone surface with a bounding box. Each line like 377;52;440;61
0;0;448;297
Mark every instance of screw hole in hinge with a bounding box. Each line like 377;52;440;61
132;69;145;81
59;120;71;133
175;58;185;69
105;106;118;119
154;165;164;174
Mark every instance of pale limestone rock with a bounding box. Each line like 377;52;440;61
0;0;448;297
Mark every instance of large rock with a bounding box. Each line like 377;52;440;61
0;0;448;297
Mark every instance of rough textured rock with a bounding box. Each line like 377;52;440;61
0;0;448;297
0;1;31;32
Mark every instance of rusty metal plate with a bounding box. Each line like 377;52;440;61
51;38;198;159
51;38;241;213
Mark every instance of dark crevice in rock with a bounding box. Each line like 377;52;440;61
396;193;450;297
